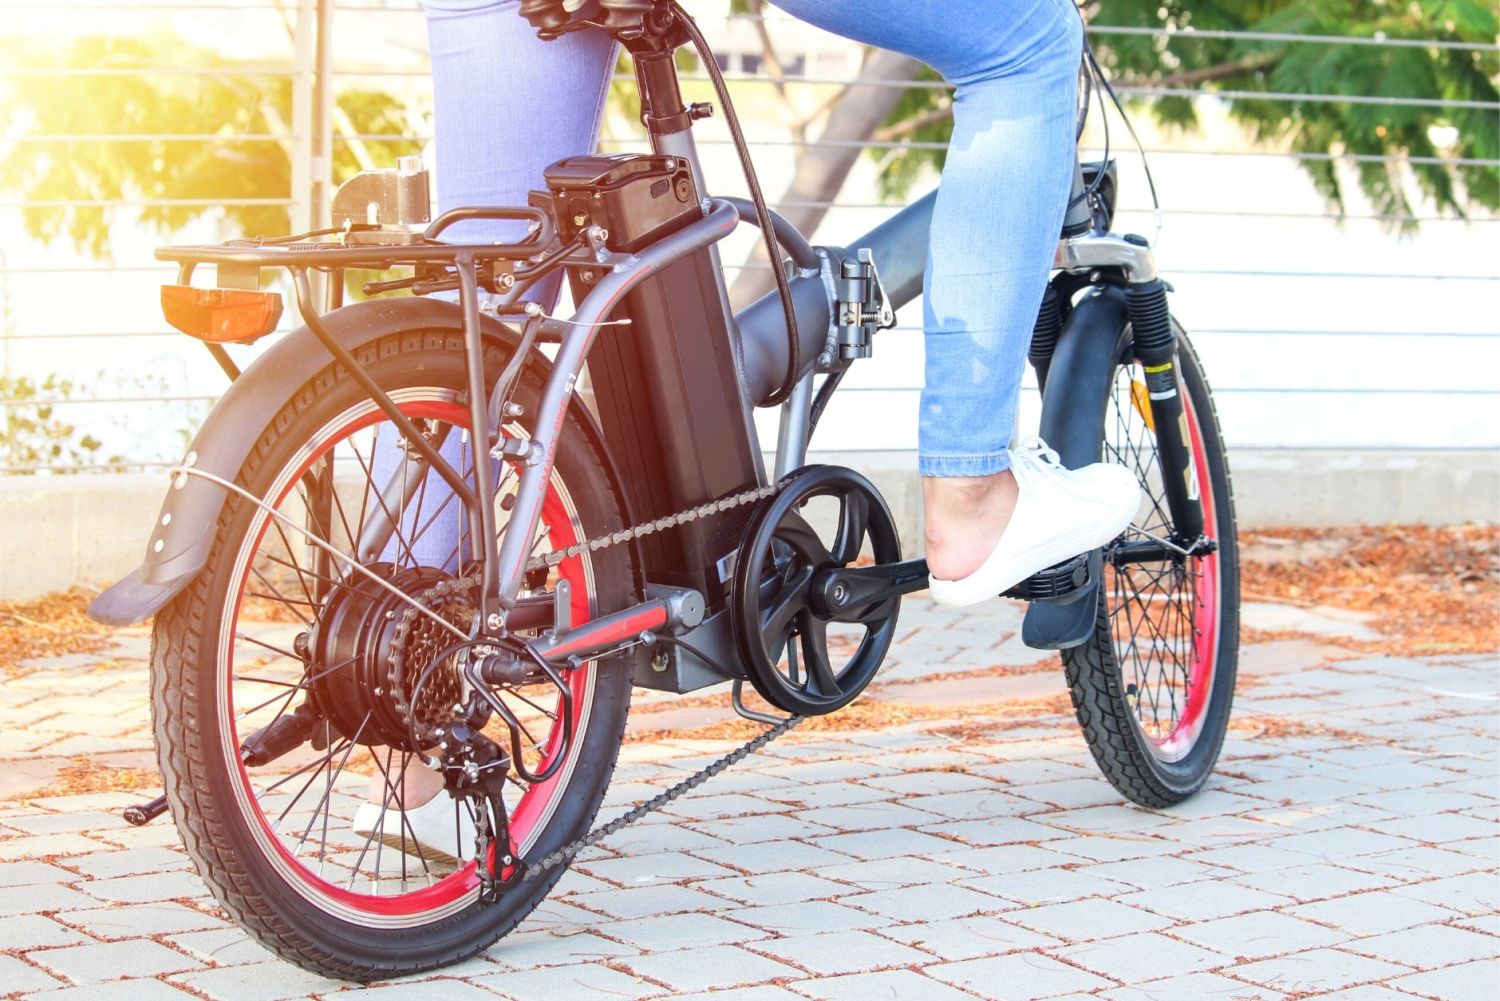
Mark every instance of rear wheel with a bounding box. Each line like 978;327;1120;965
1063;325;1239;807
151;329;636;979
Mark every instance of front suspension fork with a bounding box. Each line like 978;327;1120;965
1126;279;1205;543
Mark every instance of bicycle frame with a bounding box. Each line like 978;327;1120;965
92;6;1179;685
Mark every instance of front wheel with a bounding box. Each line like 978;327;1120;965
1063;323;1240;807
150;329;637;979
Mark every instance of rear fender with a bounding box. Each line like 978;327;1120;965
88;297;610;626
1021;286;1130;650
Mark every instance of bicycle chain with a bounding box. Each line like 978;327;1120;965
388;480;783;707
384;477;802;894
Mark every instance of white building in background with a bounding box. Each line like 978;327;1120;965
1;1;1496;474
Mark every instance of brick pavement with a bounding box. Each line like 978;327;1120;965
0;596;1495;1000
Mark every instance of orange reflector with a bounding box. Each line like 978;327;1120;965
161;285;282;343
1129;379;1156;432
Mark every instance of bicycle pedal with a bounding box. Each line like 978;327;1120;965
1002;551;1094;604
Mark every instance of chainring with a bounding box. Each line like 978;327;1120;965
732;465;903;715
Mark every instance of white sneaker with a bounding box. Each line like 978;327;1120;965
351;794;476;869
927;437;1140;608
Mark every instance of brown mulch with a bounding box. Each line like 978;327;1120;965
1240;523;1499;657
35;756;159;798
0;588;111;673
625;691;1076;744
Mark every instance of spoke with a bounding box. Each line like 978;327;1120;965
349;434;418;566
235;631;304;663
797;611;836;696
269;729;350;825
268;519;320;611
259;553;340;589
246;566;313;628
293;712;369;857
235;654;358;720
776;511;833;569
501;685;560;722
760;567;811;658
830;489;868;565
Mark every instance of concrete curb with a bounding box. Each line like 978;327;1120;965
2;448;1494;600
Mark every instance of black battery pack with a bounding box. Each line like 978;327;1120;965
582;247;763;617
544;154;701;253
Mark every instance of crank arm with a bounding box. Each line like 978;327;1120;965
809;559;928;619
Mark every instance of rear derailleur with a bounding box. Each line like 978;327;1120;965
431;718;525;902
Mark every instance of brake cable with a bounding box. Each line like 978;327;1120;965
668;1;803;407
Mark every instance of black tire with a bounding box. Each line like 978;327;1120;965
150;329;637;979
1062;324;1240;807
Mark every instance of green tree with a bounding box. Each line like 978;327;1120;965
0;34;423;256
727;1;1497;298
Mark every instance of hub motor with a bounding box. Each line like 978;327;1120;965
308;564;477;750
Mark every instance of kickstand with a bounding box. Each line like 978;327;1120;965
731;679;794;725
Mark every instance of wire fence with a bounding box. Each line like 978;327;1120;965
1;0;1497;472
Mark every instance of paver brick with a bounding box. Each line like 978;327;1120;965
812;828;962;861
725;900;891;935
842;882;1008;922
169;960;343;1001
468;962;659;1001
618;944;800;993
1342;922;1500;969
27;938;203;984
1228;947;1415;994
1;609;1496;999
792;969;978;1000
1173;911;1348;960
1052;931;1227;983
603;911;767;950
19;979;205;1001
0;955;66;994
693;871;851;906
1099;971;1287;1001
1001;897;1174;942
57;902;227;939
747;928;929;976
929;952;1115;999
1387;957;1500;1001
1288;889;1460;936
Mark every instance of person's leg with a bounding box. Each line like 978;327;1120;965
360;1;614;821
374;0;616;573
771;0;1084;580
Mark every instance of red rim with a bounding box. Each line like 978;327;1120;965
1108;364;1221;762
1148;385;1218;758
224;398;592;918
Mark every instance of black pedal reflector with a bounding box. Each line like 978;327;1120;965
1003;552;1092;603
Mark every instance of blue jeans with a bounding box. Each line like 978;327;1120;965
419;0;1081;478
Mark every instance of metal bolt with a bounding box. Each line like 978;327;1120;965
573;213;587;226
832;582;848;604
498;273;515;289
486;613;503;631
665;158;677;171
373;687;383;696
502;401;524;417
